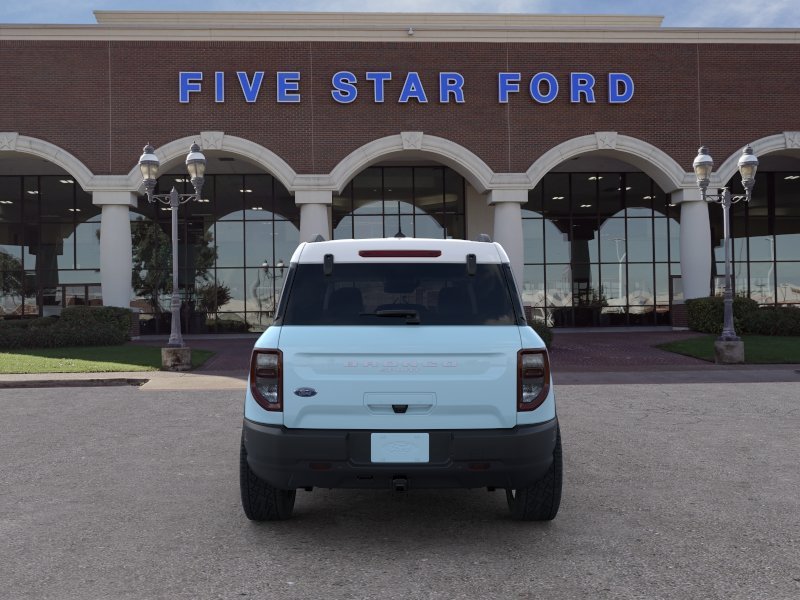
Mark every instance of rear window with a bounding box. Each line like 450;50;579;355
279;263;518;325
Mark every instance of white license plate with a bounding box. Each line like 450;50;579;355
370;433;429;463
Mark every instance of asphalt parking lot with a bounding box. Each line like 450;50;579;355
1;382;798;600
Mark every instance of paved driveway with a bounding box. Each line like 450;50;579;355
1;382;798;599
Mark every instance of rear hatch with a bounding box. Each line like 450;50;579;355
278;325;522;430
273;242;527;430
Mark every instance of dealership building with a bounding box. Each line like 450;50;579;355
0;11;798;333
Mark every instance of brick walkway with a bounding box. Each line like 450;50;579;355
549;330;709;372
133;329;710;374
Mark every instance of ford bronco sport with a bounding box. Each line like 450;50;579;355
240;237;561;521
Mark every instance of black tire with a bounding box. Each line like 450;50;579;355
240;436;296;521
506;427;562;521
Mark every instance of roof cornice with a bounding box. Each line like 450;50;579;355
1;11;799;44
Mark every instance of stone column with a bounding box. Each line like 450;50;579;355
488;188;527;291
673;188;712;300
296;190;333;242
94;191;137;308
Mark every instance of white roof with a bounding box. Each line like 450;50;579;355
291;237;510;264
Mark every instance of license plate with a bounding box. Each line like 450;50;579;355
370;433;429;463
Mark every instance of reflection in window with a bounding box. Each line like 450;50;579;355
0;175;95;318
131;173;299;335
333;166;465;240
523;171;678;326
714;170;800;306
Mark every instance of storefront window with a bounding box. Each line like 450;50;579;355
0;175;101;318
333;166;465;240
712;170;800;307
130;173;299;335
523;171;679;326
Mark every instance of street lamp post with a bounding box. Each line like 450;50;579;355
692;144;758;363
138;143;206;368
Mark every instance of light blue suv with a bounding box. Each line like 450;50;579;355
240;237;561;521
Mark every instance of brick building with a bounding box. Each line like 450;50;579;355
0;11;798;332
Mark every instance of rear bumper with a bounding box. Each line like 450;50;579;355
242;418;559;490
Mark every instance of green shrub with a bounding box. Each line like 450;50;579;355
687;297;800;336
206;318;250;333
0;306;132;349
530;322;553;348
686;296;759;334
60;306;132;336
746;307;800;336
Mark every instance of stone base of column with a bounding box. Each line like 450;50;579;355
162;347;192;371
714;340;744;364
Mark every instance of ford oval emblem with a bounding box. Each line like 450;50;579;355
293;387;317;397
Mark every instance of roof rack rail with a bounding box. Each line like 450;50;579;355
477;233;492;242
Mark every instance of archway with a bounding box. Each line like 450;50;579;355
521;150;682;327
128;139;300;334
0;139;100;318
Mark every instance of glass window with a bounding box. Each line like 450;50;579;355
541;174;569;221
415;213;445;239
775;172;800;261
597;174;623;217
354;215;384;239
0;176;22;222
626;219;654;263
443;168;464;214
522;264;545;305
245;221;274;268
23;177;39;224
384;167;414;214
601;262;626;303
75;220;101;269
571;173;597;214
353;168;383;213
523;218;544;264
544;219;570;263
214;221;244;267
749;262;775;304
415;167;443;215
39;176;73;222
524;182;543;216
776;263;800;305
215;175;245;221
281;263;517;326
599;218;626;264
625;173;652;217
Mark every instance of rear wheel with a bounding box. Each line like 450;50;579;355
506;427;562;521
240;436;296;521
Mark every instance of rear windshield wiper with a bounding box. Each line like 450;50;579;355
361;309;420;324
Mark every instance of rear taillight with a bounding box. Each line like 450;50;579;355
517;349;550;411
250;349;282;411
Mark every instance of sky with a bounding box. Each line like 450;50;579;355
1;0;799;28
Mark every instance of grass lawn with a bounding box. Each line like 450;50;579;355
658;335;800;363
0;345;215;374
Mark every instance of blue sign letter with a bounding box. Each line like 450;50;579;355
439;72;465;103
570;73;596;103
366;72;392;103
332;71;358;104
179;71;203;103
237;71;264;103
277;71;301;103
399;72;428;103
530;72;558;104
214;72;224;103
498;73;521;103
609;73;634;103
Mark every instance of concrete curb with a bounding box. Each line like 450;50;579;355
0;378;149;389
